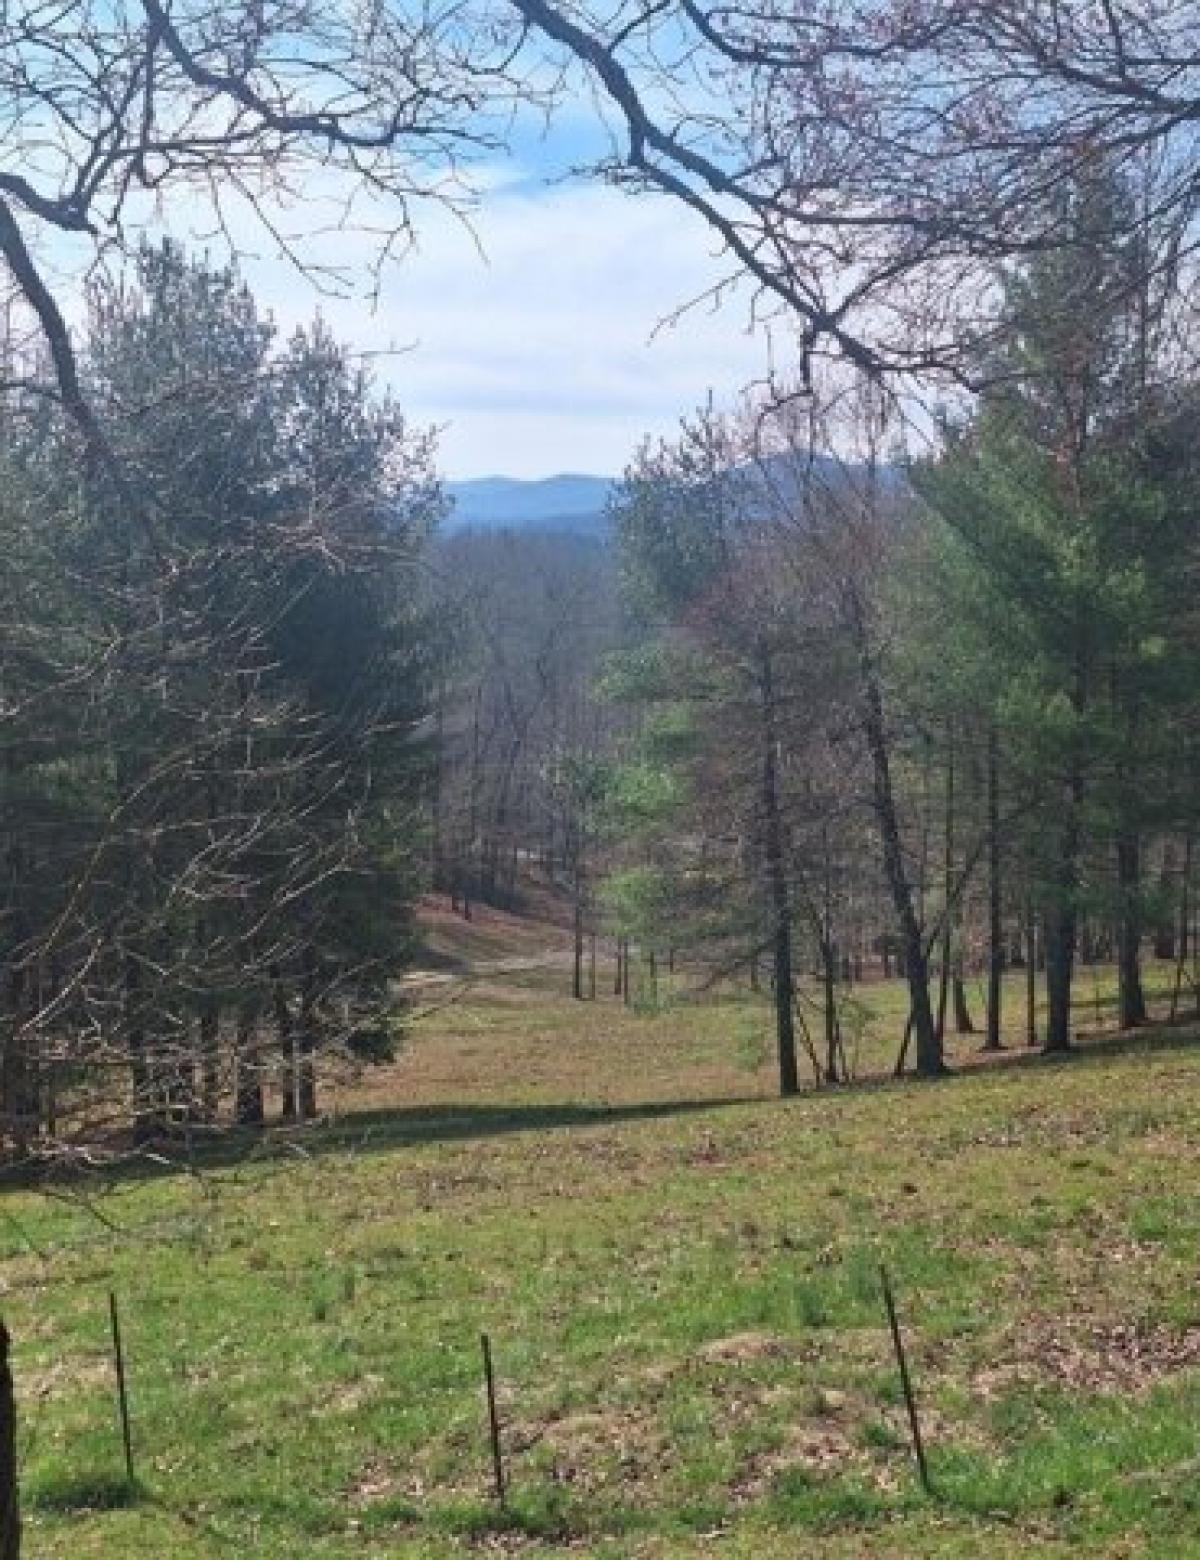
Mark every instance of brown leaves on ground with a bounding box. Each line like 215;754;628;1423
501;1334;910;1507
529;1402;674;1495
694;1330;795;1365
976;1318;1200;1398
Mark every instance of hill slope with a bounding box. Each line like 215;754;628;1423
445;473;613;535
12;943;1200;1558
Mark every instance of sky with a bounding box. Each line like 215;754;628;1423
36;99;791;481
223;115;790;481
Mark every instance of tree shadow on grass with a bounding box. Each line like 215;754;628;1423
7;1093;763;1194
27;1471;143;1514
1058;1013;1200;1064
937;1012;1200;1080
11;1017;1200;1197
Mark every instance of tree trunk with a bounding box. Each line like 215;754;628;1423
2;816;37;1156
984;726;1004;1050
821;831;839;1082
297;945;318;1120
235;1001;264;1126
1044;905;1075;1054
199;995;220;1124
0;1321;18;1560
464;682;482;919
273;971;297;1121
430;678;446;890
821;938;839;1084
1044;810;1080;1054
857;634;939;1075
934;953;950;1046
1170;836;1192;1022
1194;901;1199;1017
1;963;29;1162
935;728;954;1047
125;955;157;1143
1116;829;1147;1028
759;642;799;1097
572;887;584;1001
1044;647;1087;1054
1025;901;1038;1048
953;974;975;1034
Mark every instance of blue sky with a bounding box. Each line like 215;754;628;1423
39;98;789;480
225;105;789;480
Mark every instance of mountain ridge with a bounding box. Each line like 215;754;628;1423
445;472;614;535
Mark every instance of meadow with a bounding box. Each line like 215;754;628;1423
7;914;1200;1557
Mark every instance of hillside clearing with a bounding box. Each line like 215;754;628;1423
7;951;1200;1557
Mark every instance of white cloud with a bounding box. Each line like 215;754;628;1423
30;143;795;481
234;171;793;479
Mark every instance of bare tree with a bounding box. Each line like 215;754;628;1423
0;0;521;439
511;0;1198;377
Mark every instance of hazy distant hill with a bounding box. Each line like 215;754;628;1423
445;473;613;535
443;458;901;539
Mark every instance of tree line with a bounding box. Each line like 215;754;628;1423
0;1;1196;1152
430;158;1200;1101
0;241;439;1156
1;195;1195;1158
596;162;1200;1090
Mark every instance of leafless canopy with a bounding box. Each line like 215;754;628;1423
0;0;526;429
2;1;1196;416
510;0;1200;375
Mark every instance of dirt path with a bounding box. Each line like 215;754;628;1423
396;948;578;990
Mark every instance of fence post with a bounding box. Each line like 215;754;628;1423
0;1320;20;1560
480;1333;506;1509
108;1292;135;1486
879;1265;932;1495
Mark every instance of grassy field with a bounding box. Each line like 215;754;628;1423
7;921;1200;1557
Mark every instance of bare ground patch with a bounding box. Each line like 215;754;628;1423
523;1402;674;1496
694;1329;798;1365
26;1355;112;1402
976;1318;1200;1398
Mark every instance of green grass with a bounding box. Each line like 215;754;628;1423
7;950;1200;1556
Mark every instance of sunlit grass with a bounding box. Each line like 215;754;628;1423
6;951;1200;1556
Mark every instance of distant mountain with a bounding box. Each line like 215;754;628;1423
444;473;614;536
442;458;903;540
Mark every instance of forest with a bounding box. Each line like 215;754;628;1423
432;162;1200;1097
0;154;1196;1158
0;2;1197;1554
0;0;1190;1168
